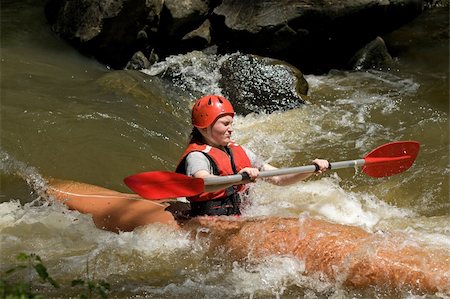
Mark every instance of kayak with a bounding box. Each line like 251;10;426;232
47;179;179;232
187;217;449;294
47;178;450;295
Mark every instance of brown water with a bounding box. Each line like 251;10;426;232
1;1;449;298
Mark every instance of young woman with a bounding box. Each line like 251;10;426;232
176;95;329;217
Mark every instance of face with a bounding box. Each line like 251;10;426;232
201;114;234;147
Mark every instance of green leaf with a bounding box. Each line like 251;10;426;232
71;279;85;287
99;281;110;290
5;265;27;275
47;276;60;288
16;253;29;262
33;263;49;280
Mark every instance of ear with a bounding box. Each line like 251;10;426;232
198;127;208;138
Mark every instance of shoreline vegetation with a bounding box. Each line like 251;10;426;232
1;253;110;299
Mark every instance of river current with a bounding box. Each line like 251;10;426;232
1;1;449;298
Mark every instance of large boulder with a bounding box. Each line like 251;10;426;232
219;54;308;114
45;0;164;68
212;0;424;73
144;51;309;114
45;0;429;73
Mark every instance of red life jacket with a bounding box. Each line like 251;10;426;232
175;142;252;203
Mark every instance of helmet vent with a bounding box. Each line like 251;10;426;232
208;98;212;105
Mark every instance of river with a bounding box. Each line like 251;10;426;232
1;1;449;298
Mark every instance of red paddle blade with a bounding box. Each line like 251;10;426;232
362;141;420;178
124;171;204;200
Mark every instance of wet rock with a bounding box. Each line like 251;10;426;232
142;51;307;114
45;0;164;68
96;70;161;101
157;0;213;57
349;37;395;71
162;0;210;37
219;54;308;114
45;0;427;73
125;51;151;70
95;70;192;118
212;0;425;74
181;20;212;48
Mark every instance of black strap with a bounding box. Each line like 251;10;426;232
224;146;238;174
192;147;242;216
191;197;240;216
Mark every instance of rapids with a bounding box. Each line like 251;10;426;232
1;1;449;298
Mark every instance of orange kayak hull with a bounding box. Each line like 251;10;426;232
47;178;450;294
47;179;178;232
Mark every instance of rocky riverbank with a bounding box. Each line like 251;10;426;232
44;0;446;74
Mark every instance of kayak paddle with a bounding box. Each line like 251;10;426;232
124;141;420;200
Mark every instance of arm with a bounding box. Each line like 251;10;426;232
186;152;259;192
192;168;258;192
243;146;330;186
187;150;329;190
261;159;330;186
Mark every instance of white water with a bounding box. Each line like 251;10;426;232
1;2;449;297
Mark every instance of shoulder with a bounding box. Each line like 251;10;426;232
186;151;208;160
185;151;211;176
186;151;211;166
187;151;205;157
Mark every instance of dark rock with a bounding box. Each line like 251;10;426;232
155;0;213;58
212;0;425;74
45;0;163;68
349;37;394;71
141;51;306;114
45;0;427;73
182;19;212;46
162;0;210;37
125;51;151;70
219;54;308;114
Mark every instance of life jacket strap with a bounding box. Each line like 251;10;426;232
190;192;241;216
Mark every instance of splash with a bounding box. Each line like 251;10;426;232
0;149;48;200
229;255;334;298
243;173;415;231
142;51;226;96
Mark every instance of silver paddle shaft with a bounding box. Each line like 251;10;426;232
203;159;366;186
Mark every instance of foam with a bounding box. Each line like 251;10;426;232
243;173;414;231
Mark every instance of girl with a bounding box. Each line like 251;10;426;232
176;95;329;216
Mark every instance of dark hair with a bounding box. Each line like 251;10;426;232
189;127;204;144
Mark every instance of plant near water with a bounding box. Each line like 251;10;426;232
0;253;110;299
71;257;110;299
0;252;59;299
71;279;110;299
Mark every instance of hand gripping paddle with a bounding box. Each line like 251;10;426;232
124;141;420;200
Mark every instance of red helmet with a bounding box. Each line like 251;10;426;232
192;95;234;128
